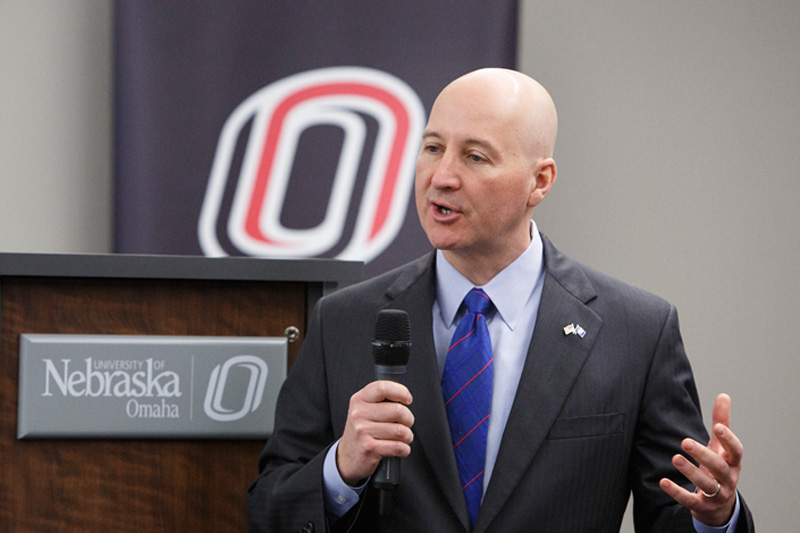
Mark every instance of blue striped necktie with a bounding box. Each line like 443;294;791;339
441;288;493;529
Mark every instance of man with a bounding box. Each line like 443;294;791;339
247;68;753;532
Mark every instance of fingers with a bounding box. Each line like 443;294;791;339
712;422;743;468
660;431;742;527
706;393;730;451
336;381;415;485
347;398;416;443
711;393;731;429
351;381;415;439
658;475;732;527
660;393;743;527
658;477;700;509
672;439;732;497
677;428;742;485
660;468;735;526
359;380;414;406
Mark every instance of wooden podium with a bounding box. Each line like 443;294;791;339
0;253;362;532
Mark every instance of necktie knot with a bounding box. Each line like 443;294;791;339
464;288;492;316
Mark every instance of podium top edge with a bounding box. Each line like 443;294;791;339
0;252;365;284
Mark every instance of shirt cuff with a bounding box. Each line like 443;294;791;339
692;491;741;533
323;439;367;518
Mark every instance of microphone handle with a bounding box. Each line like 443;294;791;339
374;364;407;383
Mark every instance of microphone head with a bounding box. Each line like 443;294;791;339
372;309;411;366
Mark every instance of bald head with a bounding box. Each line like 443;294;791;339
433;68;558;160
416;68;559;283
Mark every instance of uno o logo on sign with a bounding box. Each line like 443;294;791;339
203;355;268;422
198;67;426;262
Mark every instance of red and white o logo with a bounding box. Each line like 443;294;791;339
198;67;425;262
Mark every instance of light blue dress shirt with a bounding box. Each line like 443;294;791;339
432;221;545;494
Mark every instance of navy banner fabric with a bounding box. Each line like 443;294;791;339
114;1;517;277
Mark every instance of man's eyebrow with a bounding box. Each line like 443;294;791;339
463;138;497;152
421;130;497;152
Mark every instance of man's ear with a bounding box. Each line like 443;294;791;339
528;158;557;208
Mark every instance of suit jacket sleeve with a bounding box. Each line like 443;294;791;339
628;305;754;532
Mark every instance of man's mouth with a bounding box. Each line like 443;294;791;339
437;205;453;215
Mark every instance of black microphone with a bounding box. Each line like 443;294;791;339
371;309;411;514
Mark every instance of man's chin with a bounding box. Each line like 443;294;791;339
422;224;463;250
428;237;460;252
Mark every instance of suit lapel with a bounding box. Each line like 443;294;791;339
475;237;604;532
381;254;470;529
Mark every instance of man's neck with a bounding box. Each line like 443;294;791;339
442;244;530;286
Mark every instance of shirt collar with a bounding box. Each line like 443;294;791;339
435;220;545;331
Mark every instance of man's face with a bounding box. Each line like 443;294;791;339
415;84;538;267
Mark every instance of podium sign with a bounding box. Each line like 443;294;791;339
18;334;286;439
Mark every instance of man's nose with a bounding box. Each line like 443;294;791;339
430;155;460;189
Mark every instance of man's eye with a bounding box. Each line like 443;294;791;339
426;145;440;154
469;154;484;163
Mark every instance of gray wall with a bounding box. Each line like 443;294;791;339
1;1;797;530
520;2;799;530
0;1;112;253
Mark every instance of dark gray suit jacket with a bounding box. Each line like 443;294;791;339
247;236;754;532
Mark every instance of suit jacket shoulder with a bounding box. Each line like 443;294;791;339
542;233;673;318
319;253;435;313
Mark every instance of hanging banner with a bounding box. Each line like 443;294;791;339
114;1;518;277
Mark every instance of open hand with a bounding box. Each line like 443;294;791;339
659;393;742;526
